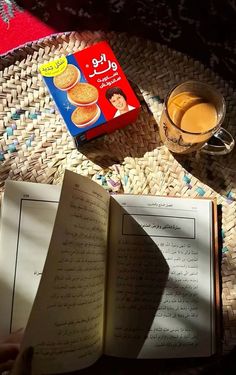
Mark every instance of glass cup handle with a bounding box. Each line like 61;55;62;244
201;128;235;155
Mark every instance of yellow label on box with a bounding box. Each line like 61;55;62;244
39;56;67;77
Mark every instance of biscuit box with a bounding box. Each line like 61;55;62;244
39;41;141;147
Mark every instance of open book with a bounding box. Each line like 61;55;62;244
0;180;60;338
0;170;220;374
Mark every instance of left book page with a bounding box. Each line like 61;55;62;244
22;170;110;375
0;180;61;339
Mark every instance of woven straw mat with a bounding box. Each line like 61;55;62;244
0;31;235;355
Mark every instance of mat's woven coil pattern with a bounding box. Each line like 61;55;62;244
0;31;235;358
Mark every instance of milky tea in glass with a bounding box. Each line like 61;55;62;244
159;81;234;154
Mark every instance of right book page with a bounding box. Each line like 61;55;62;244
105;195;216;359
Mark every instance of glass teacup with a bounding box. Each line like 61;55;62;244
159;81;235;155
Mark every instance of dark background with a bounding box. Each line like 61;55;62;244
17;0;236;85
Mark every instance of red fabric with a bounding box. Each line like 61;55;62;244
0;10;55;54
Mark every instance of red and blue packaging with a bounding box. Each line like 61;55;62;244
39;41;140;147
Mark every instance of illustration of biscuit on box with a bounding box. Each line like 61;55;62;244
39;41;140;146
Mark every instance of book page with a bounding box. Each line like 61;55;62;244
22;170;110;374
0;180;60;339
105;195;215;358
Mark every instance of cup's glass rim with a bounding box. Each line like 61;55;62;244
164;80;226;136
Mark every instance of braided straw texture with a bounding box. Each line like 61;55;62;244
0;31;235;365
